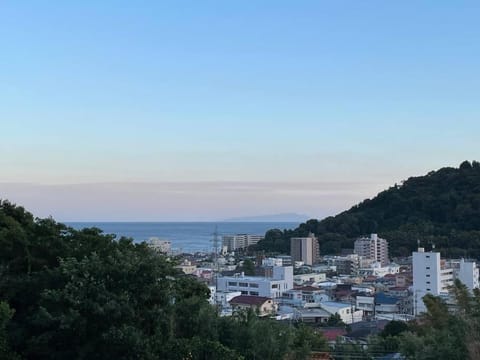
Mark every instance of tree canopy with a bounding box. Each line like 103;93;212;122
0;200;327;359
256;161;480;257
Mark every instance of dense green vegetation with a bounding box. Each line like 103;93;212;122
256;161;480;257
0;200;327;359
330;280;480;359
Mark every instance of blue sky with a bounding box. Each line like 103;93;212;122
1;1;479;220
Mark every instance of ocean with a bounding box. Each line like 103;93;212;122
66;222;299;253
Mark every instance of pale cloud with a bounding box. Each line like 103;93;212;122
0;181;390;222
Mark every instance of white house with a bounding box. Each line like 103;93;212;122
217;266;293;298
320;301;363;324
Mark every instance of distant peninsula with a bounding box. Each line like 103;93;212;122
223;213;309;222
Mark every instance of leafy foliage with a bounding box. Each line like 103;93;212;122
0;200;327;359
256;161;480;256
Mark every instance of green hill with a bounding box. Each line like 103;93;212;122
255;160;480;258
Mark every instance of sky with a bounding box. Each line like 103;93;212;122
1;1;479;221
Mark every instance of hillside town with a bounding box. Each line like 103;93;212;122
150;232;480;347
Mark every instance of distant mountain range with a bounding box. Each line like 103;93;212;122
223;213;309;222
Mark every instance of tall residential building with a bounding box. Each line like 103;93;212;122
454;259;480;293
354;233;389;266
290;233;320;266
222;234;264;252
412;248;454;315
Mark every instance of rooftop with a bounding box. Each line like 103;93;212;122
229;295;272;306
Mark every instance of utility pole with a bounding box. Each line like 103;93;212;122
211;226;220;308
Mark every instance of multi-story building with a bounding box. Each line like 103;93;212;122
412;248;454;315
328;254;361;275
354;233;389;266
217;266;294;298
222;234;264;252
290;233;320;266
148;237;171;254
447;258;480;293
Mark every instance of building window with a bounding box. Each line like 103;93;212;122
426;281;430;284
272;284;279;289
426;288;431;291
249;291;259;296
426;275;430;277
249;283;259;288
426;256;430;258
228;282;237;286
239;282;248;287
426;267;430;269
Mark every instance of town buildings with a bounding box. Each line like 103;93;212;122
290;233;320;266
217;265;294;298
148;237;171;254
354;233;389;266
411;252;480;315
222;234;264;252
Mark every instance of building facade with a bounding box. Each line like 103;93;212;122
412;248;453;315
217;266;294;298
290;233;320;266
354;233;389;266
222;234;264;252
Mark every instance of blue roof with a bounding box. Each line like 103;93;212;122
375;292;399;305
320;301;351;309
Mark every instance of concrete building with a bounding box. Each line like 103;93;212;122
453;259;480;293
175;259;197;274
354;233;389;266
290;233;320;266
217;266;294;298
412;248;454;315
328;254;361;275
320;301;363;324
148;237;171;254
293;273;327;286
222;234;264;252
358;262;400;278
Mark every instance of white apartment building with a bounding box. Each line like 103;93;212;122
448;258;480;293
412;248;453;315
148;237;171;254
354;233;389;266
290;233;320;266
458;259;480;292
217;266;294;298
222;234;264;252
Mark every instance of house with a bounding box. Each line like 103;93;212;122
319;328;347;343
229;295;277;316
375;292;400;314
320;301;363;324
294;308;332;324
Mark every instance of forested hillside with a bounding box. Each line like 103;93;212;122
256;161;480;258
0;200;326;359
